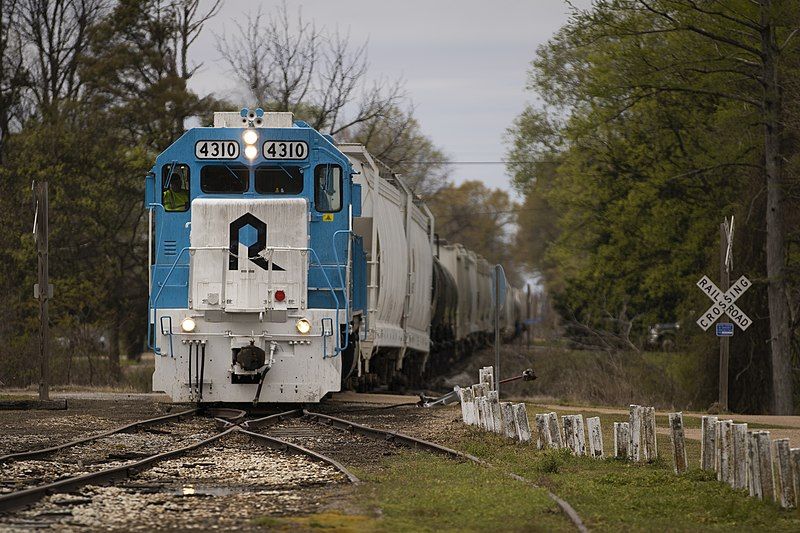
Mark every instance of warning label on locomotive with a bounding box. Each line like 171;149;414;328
322;213;334;222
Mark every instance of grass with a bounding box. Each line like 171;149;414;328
353;451;571;532
250;450;572;532
453;406;800;532
250;404;799;531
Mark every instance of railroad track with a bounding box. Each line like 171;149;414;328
0;406;585;531
242;409;587;532
0;408;356;530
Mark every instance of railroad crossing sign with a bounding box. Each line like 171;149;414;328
696;275;752;331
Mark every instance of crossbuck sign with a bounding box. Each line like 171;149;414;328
696;275;752;331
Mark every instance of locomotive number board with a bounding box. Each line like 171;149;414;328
263;140;308;160
195;140;240;159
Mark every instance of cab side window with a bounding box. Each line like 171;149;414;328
162;164;190;212
314;164;342;213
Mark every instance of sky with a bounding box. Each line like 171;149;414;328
188;0;591;198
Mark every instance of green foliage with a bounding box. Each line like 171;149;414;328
506;0;800;410
426;181;520;281
0;0;219;386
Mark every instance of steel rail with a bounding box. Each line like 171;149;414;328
302;410;587;532
302;410;486;462
0;427;236;513
204;407;248;429
242;409;304;429
0;408;199;464
238;428;359;484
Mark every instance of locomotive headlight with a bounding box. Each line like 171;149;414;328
244;145;258;159
242;129;258;145
180;317;196;333
295;318;311;335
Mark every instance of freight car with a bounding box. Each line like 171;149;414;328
146;109;526;403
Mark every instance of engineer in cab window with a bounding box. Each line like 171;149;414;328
163;174;189;211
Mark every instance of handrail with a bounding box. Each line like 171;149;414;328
148;246;190;356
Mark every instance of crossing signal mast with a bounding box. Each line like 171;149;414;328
696;217;750;412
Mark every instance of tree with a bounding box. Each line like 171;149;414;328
0;0;221;384
508;0;800;412
426;181;519;281
0;0;28;159
216;1;404;136
342;106;449;196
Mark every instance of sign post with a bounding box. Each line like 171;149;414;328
493;265;506;395
719;220;731;411
34;182;51;402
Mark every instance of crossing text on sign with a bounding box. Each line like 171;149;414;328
696;275;752;331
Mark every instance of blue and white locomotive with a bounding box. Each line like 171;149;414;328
146;109;526;404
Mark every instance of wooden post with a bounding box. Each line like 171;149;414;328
719;222;730;411
629;405;643;461
512;403;532;443
35;181;51;402
790;448;800;509
494;266;502;394
614;422;630;459
668;412;688;475
732;423;748;490
483;396;494;432
574;415;586;456
548;412;563;449
701;416;718;470
500;402;517;439
472;384;485;429
756;431;775;502
479;367;494;391
747;431;761;499
587;417;603;459
773;439;794;508
535;414;551;449
643;407;657;462
459;387;475;425
562;415;575;454
716;420;733;484
488;391;503;434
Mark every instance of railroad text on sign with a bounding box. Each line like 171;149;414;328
696;275;752;331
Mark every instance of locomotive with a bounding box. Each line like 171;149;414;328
146;109;526;404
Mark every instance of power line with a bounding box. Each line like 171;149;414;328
413;160;559;165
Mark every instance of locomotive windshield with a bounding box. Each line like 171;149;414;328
161;163;189;212
254;165;303;194
200;164;248;193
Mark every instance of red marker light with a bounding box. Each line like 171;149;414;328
274;290;286;302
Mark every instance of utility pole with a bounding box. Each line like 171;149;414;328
719;218;733;411
35;182;50;402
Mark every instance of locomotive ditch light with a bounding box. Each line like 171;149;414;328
295;318;311;335
244;145;258;160
180;317;196;333
243;129;258;145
